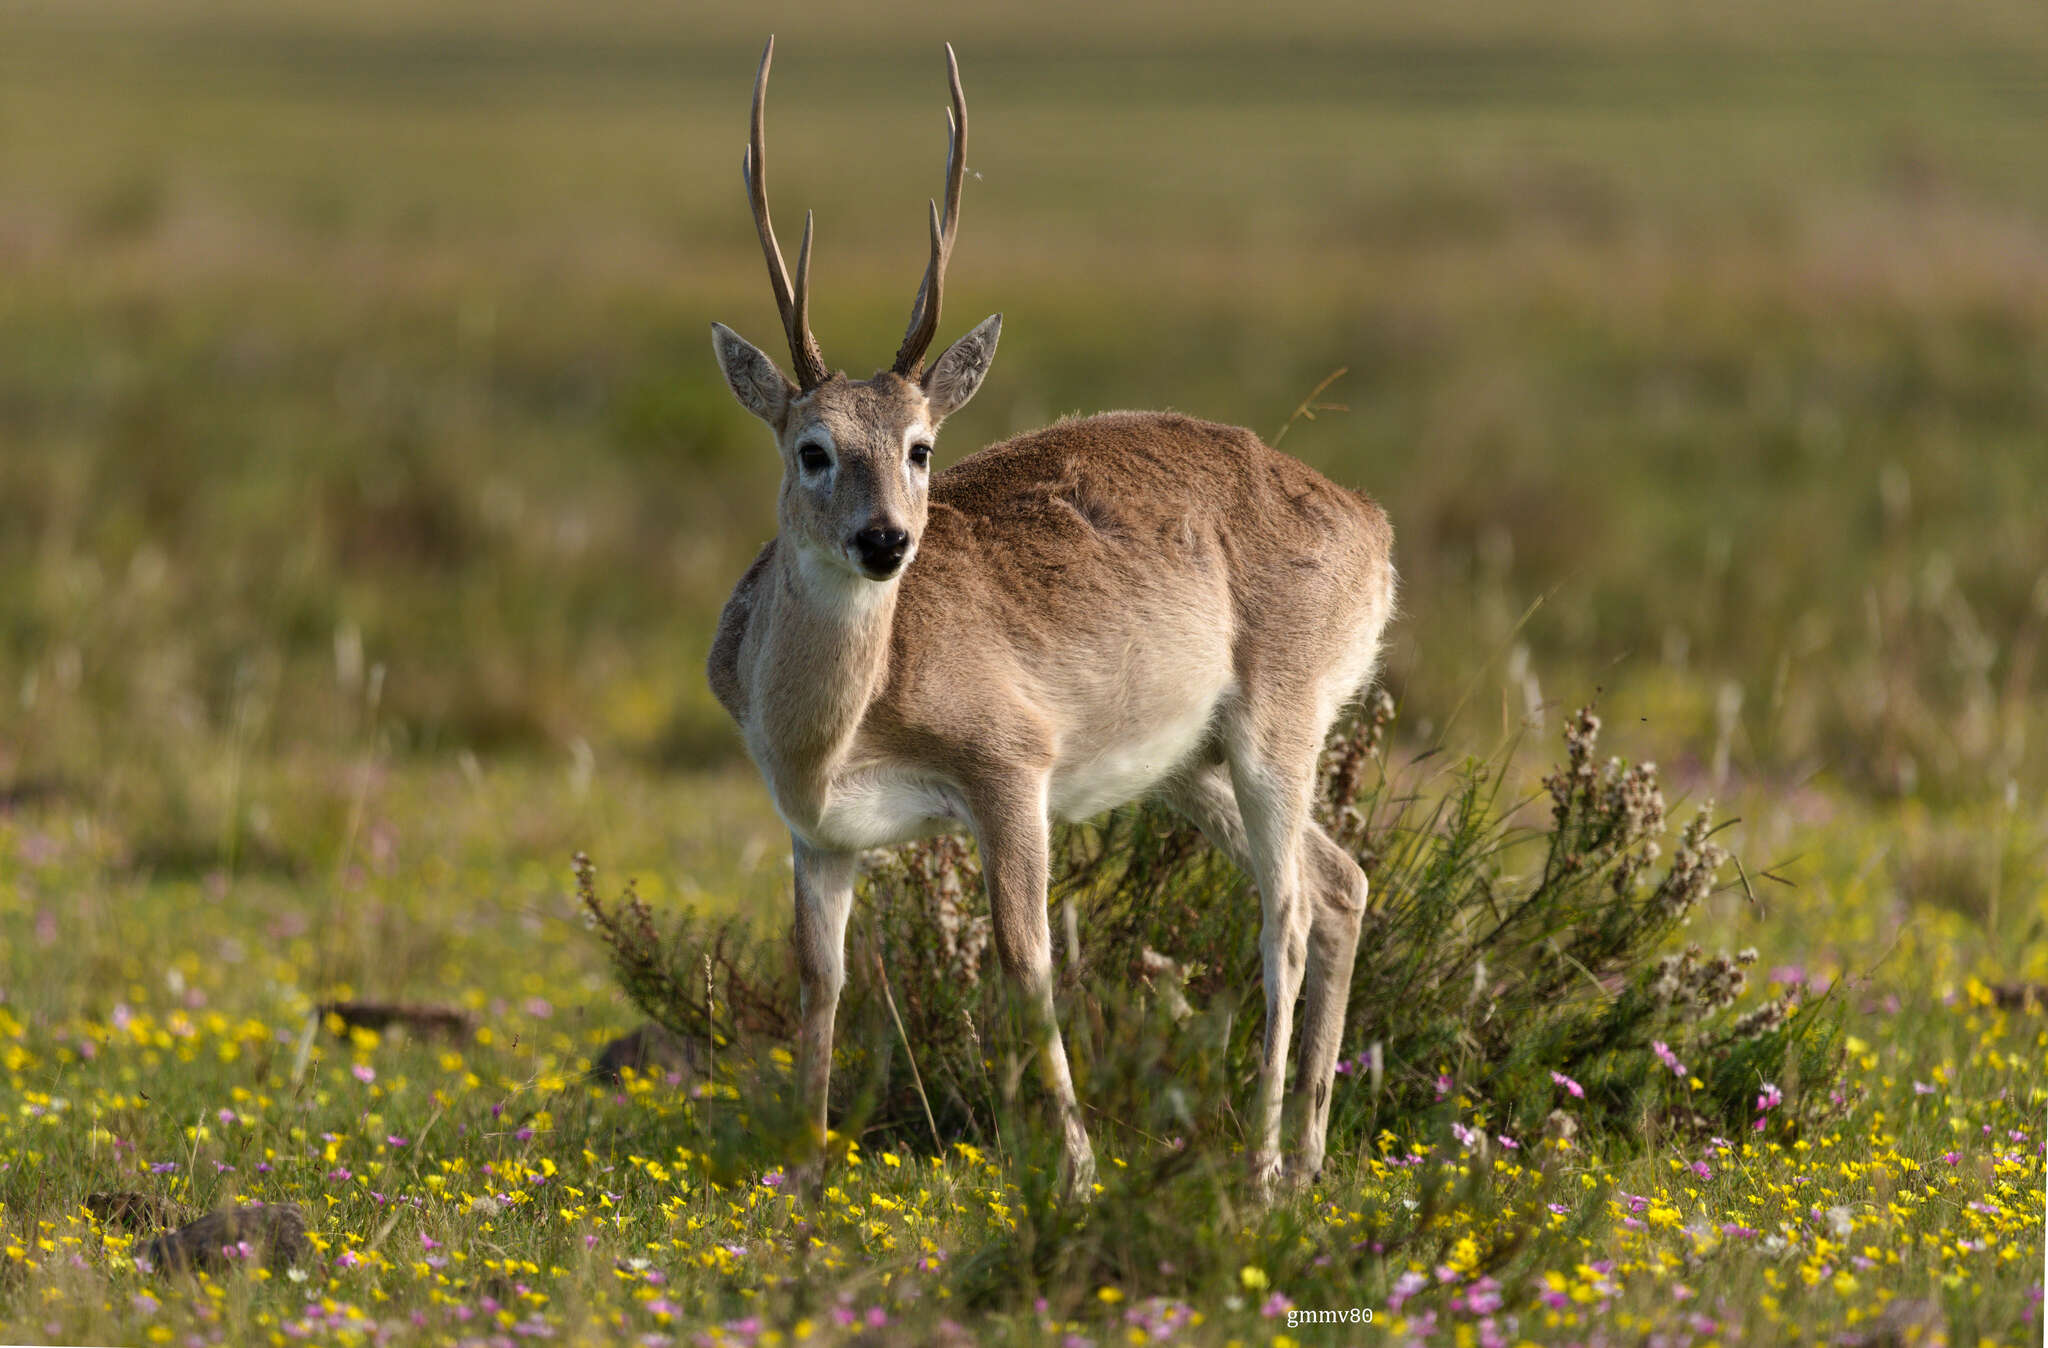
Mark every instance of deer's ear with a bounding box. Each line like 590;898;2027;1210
922;313;1001;419
711;322;796;427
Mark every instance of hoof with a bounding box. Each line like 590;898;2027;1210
1283;1152;1324;1190
1061;1148;1099;1203
1249;1151;1285;1205
789;1157;828;1201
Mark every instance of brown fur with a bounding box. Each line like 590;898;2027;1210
705;41;1393;1200
707;399;1393;1198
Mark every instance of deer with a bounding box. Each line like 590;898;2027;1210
706;37;1395;1201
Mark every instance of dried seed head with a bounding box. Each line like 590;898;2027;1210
905;835;989;984
1545;704;1605;829
1729;996;1794;1040
1600;761;1667;851
1317;689;1397;850
1362;687;1396;754
1649;939;1751;1015
1653;806;1728;925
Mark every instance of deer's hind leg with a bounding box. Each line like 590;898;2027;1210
1168;728;1362;1197
1287;827;1367;1184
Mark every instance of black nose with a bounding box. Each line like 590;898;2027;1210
850;525;911;576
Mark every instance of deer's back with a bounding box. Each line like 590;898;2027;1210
907;410;1390;644
871;413;1392;813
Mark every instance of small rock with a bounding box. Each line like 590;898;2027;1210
318;1000;477;1040
590;1023;697;1084
144;1202;310;1274
86;1192;186;1233
1839;1297;1945;1347
1990;983;2048;1012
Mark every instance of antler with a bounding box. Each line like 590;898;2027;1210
742;36;830;390
891;43;968;378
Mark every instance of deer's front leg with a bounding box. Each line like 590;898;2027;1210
970;778;1097;1200
791;837;856;1182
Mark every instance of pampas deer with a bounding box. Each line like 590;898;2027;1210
706;38;1395;1198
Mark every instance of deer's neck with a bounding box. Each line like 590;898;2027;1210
744;543;898;828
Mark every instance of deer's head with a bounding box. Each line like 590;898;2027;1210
712;38;999;584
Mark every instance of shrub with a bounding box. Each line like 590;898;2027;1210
579;698;1841;1167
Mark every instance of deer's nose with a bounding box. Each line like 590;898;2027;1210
850;525;911;578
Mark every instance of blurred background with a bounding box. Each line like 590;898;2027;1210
3;0;2045;893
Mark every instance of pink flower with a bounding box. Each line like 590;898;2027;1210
1550;1071;1584;1098
352;1063;376;1084
1756;1083;1783;1113
1651;1040;1687;1078
1260;1292;1294;1318
1388;1270;1427;1312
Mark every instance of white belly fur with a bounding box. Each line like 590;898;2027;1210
809;766;966;851
1048;684;1226;823
791;671;1233;849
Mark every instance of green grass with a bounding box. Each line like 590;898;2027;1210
2;0;2045;1342
1;746;2042;1345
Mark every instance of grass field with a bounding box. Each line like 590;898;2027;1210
1;1;2045;1343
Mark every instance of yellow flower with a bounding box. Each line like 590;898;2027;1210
1240;1265;1269;1292
1097;1285;1124;1304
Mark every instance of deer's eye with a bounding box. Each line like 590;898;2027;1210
797;443;831;474
909;442;933;469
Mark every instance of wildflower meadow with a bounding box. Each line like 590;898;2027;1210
3;707;2043;1345
4;0;2047;1344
